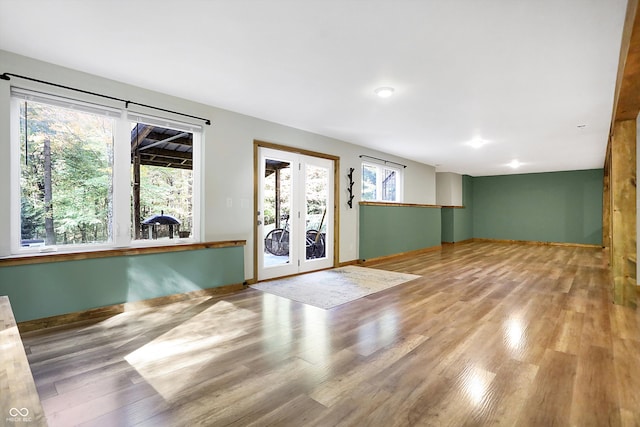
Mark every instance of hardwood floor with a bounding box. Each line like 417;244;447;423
20;242;640;426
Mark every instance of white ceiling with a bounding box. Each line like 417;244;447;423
0;0;628;176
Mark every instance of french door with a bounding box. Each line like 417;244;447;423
257;146;334;281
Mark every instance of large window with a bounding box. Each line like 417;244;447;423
361;162;403;202
11;89;201;253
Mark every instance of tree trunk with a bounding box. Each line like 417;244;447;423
133;149;141;239
43;138;55;245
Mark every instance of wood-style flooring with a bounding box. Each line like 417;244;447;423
21;242;640;426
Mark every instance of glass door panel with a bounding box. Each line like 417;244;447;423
304;164;328;261
300;156;333;272
258;148;298;280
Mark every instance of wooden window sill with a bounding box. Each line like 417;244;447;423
0;240;246;267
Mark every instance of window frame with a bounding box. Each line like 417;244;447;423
361;161;404;203
9;87;203;256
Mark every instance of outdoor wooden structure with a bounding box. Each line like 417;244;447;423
265;159;290;229
131;124;193;239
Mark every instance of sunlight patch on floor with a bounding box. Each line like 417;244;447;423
124;300;258;400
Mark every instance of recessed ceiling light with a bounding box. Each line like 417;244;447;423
374;87;395;98
467;137;487;149
508;159;522;169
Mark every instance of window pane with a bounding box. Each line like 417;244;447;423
131;123;194;240
19;100;114;247
382;168;397;201
362;164;377;201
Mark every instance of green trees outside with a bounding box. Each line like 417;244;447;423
19;100;193;246
137;165;193;234
362;163;377;200
305;165;328;232
20;100;113;245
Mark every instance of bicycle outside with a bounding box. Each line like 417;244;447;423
264;211;326;259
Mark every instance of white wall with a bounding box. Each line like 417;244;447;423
435;172;463;206
0;50;436;279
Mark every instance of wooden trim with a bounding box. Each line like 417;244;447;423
442;238;474;245
334;157;341;268
0;240;246;267
471;238;603;249
253;142;260;284
254;140;340;162
338;259;361;267
440;205;466;209
251;266;336;284
17;282;247;333
252;140;341;282
360;245;442;265
359;201;442;208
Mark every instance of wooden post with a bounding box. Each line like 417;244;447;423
603;143;611;260
131;124;154;240
133;149;141;240
611;119;637;307
275;167;281;228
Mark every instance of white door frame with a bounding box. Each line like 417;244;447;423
254;141;339;282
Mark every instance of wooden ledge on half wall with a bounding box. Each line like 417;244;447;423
0;240;247;268
359;201;443;208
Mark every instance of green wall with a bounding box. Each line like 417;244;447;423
441;208;454;243
359;205;441;260
442;175;474;243
453;175;474;242
0;246;244;322
472;169;603;245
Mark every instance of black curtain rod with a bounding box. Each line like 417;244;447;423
359;154;407;168
0;72;211;126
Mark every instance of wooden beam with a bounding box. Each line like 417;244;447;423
144;132;193;147
612;0;640;124
611;119;637;307
139;159;192;170
139;147;192;161
603;137;611;257
131;124;154;152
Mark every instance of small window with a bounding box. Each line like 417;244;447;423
361;162;403;202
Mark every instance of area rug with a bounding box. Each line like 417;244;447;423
252;266;420;309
